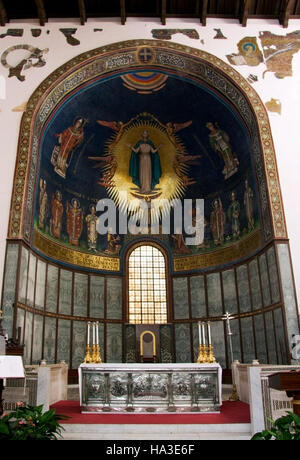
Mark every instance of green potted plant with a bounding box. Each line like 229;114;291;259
0;402;69;440
251;412;300;440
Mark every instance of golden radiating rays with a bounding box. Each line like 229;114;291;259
102;113;188;223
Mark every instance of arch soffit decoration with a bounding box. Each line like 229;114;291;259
8;40;287;273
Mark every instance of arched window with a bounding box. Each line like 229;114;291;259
128;244;167;324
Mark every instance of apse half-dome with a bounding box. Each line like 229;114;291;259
10;40;284;274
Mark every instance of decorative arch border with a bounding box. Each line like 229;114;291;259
8;39;287;272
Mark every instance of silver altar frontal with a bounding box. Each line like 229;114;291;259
78;363;222;413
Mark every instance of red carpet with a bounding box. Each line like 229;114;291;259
51;401;250;424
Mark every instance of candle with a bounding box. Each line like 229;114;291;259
207;321;211;345
96;322;99;345
92;322;95;346
87;322;90;346
202;322;206;345
198;321;202;345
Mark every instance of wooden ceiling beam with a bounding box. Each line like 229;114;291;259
78;0;86;25
279;0;294;27
120;0;126;25
201;0;208;26
161;0;166;25
0;0;7;27
240;0;250;27
34;0;47;26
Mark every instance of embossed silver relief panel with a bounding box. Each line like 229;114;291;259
84;373;105;403
132;373;169;403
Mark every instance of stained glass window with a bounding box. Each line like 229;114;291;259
128;245;167;324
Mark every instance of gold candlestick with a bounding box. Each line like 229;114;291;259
94;344;102;363
83;345;93;363
207;344;217;363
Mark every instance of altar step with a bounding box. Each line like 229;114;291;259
60;422;252;440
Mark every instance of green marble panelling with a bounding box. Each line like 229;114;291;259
175;323;191;363
253;314;268;364
190;275;206;318
24;311;33;365
57;319;71;365
35;259;46;310
159;324;173;363
16;307;25;344
206;273;222;317
249;259;262;310
276;244;299;342
240;316;255;363
58;269;72;315
222;269;238;314
26;253;36;307
2;244;19;336
106;323;122;362
210;321;226;368
265;311;277;364
106;278;123;320
73;273;88;317
267;246;281;305
90;275;105;318
192;322;199;363
72;321;86;368
237;265;251;313
18;246;29;304
259;253;271;307
32;314;43;364
45;265;58;313
173;278;189;319
44;316;56;363
125;324;136;363
273;308;288;364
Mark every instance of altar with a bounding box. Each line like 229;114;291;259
78;363;222;413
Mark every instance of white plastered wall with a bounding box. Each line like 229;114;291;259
0;17;299;308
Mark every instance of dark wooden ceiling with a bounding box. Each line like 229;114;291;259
0;1;300;28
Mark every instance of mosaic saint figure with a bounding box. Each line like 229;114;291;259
206;122;239;179
172;232;191;254
104;229;121;255
66;198;84;246
86;205;98;252
210;197;226;246
38;178;48;231
244;179;255;231
51;117;86;179
227;191;240;239
50;190;63;240
128;130;162;194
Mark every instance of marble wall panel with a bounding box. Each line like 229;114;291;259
106;323;122;362
210;321;226;368
72;321;86;368
45;265;58;313
265;311;277;364
73;273;88;317
253;314;268;364
222;269;238;314
57;319;71;365
24;311;33;364
90;276;105;318
44;316;56;363
206;273;222;317
240;316;255;363
35;259;46;310
18;246;29;304
237;265;251;313
273;308;288;364
249;259;263;311
226;318;242;364
173;278;189;319
59;269;72;315
32;314;43;364
2;244;19;336
26;253;36;308
267;246;281;305
15;307;25;344
106;278;122;320
175;323;191;363
259;253;271;307
190;275;206;318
